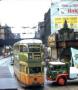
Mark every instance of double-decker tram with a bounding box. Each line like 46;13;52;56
13;39;44;86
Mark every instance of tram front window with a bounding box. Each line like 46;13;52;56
29;67;41;74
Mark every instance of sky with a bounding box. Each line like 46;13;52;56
0;0;51;34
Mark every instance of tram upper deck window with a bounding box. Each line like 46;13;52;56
14;45;19;52
29;67;41;74
29;48;40;52
20;45;28;52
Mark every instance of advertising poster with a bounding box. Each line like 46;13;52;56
52;1;78;32
54;16;78;31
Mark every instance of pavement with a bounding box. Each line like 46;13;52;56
0;56;19;90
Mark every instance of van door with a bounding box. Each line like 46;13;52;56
69;67;78;79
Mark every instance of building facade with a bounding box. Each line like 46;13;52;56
43;0;78;46
0;24;16;46
37;22;45;43
44;9;51;46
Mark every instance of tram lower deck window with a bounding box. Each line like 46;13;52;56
29;67;41;74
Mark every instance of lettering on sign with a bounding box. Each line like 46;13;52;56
68;9;78;14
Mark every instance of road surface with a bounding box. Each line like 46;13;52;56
0;56;78;90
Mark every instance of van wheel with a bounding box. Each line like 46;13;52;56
57;77;66;86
